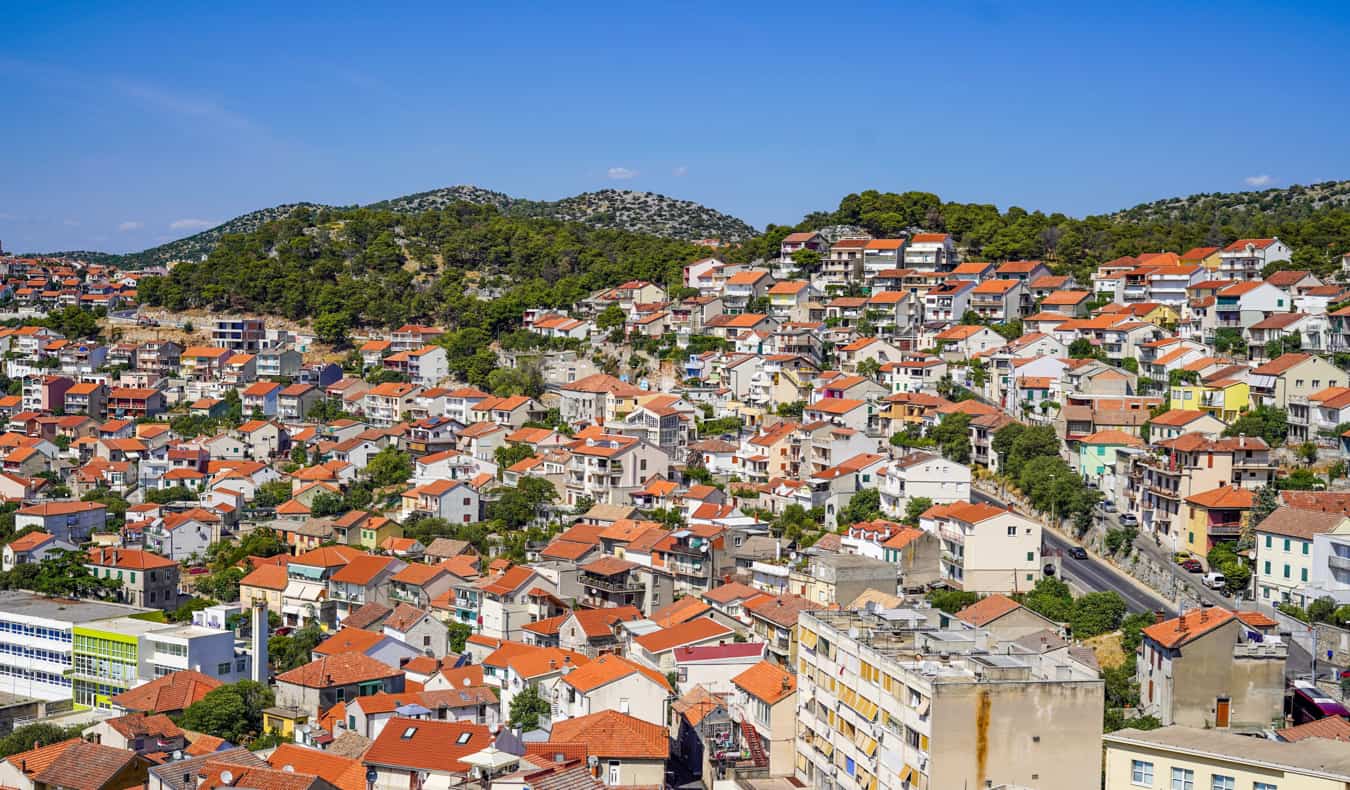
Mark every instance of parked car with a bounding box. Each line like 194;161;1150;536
1203;571;1227;590
1069;547;1089;560
1180;559;1204;573
1101;500;1116;513
1119;513;1138;526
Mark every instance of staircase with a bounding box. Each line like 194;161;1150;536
739;719;768;768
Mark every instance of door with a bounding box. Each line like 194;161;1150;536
1216;696;1230;728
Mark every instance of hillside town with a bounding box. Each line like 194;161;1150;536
4;232;1350;790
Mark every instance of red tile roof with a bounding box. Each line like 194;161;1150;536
547;710;669;760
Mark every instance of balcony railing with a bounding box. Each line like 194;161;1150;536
581;574;643;593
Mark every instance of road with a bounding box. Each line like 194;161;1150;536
972;490;1173;615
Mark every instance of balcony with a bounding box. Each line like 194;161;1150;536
1207;521;1242;537
1328;554;1350;573
581;573;643;593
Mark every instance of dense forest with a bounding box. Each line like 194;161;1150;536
137;203;706;334
732;185;1350;282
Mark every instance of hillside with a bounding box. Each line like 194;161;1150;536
58;186;756;268
1109;180;1350;224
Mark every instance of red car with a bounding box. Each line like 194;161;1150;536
1180;559;1204;573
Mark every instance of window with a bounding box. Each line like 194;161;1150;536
1026;552;1034;562
217;662;231;675
1209;776;1234;790
1301;568;1308;582
1284;538;1291;552
455;732;472;744
401;727;417;739
1170;767;1193;790
1007;526;1017;536
1284;564;1291;579
1264;561;1271;574
1253;784;1276;790
1130;760;1153;786
1303;542;1309;555
1265;535;1272;549
608;760;620;786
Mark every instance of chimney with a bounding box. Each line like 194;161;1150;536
1154;610;1165;624
250;600;268;684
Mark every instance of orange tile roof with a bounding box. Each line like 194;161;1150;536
732;660;796;704
1185;485;1255;509
1142;608;1239;649
362;717;491;774
547;710;668;760
275;653;402;688
313;627;386;657
561;654;672;694
634;617;732;653
954;594;1024;626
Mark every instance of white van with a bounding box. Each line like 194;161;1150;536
1203;571;1226;590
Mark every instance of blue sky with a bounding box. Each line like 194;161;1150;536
3;1;1349;253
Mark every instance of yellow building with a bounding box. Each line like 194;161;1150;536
1182;485;1254;556
261;706;308;737
1106;725;1350;790
1135;302;1180;327
1180;246;1224;272
1170;377;1250;422
358;515;403;551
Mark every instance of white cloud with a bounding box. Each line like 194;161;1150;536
672;165;688;177
170;218;214;231
117;221;143;232
607;167;638;180
1244;174;1273;187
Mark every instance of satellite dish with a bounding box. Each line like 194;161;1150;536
365;769;378;784
220;771;234;785
282;766;295;773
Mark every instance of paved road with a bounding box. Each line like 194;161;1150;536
972;490;1173;615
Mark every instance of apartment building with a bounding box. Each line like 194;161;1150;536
796;607;1103;790
1217;237;1292;280
1105;726;1350;790
1135;433;1274;552
86;547;181;610
878;452;971;519
919;502;1042;594
1136;607;1285;729
211;317;265;352
0;591;147;702
563;433;670;507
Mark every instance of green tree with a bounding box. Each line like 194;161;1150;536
508;684;551;731
903;497;933;526
494;443;535;472
268;622;324;672
447;622;472;653
856;357;882;380
366;446;413;488
1070;592;1126;638
1067;337;1096;359
1022;577;1074;622
313;312;351;347
179;681;275;743
930;412;972;463
595;305;626;332
926;589;980;614
0;723;83;759
838;489;882;527
790;247;822;275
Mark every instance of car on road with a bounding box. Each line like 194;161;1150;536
1180;559;1203;573
1068;547;1089;560
1118;513;1138;526
1203;571;1227;590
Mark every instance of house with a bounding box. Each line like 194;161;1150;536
1254;506;1348;607
109;669;222;715
275;653;405;714
10;740;151;790
861;240;906;281
3;531;75;571
1250;352;1346;412
14;501;106;543
933;325;1005;360
86;547;181;610
1181;485;1254;556
878;451;971;519
312;627;422;668
84;712;186;755
1217;237;1292;280
239;563;288;619
327;553;404;621
630;617;735;672
363;718;491;790
953;593;1062;644
539;710;669;788
744;595;820;667
400;479;479;524
919;501;1042;594
1104;725;1350;790
382;604;450;657
1137;608;1284;728
903;233;956;271
554;653;672;726
730;660;796;776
